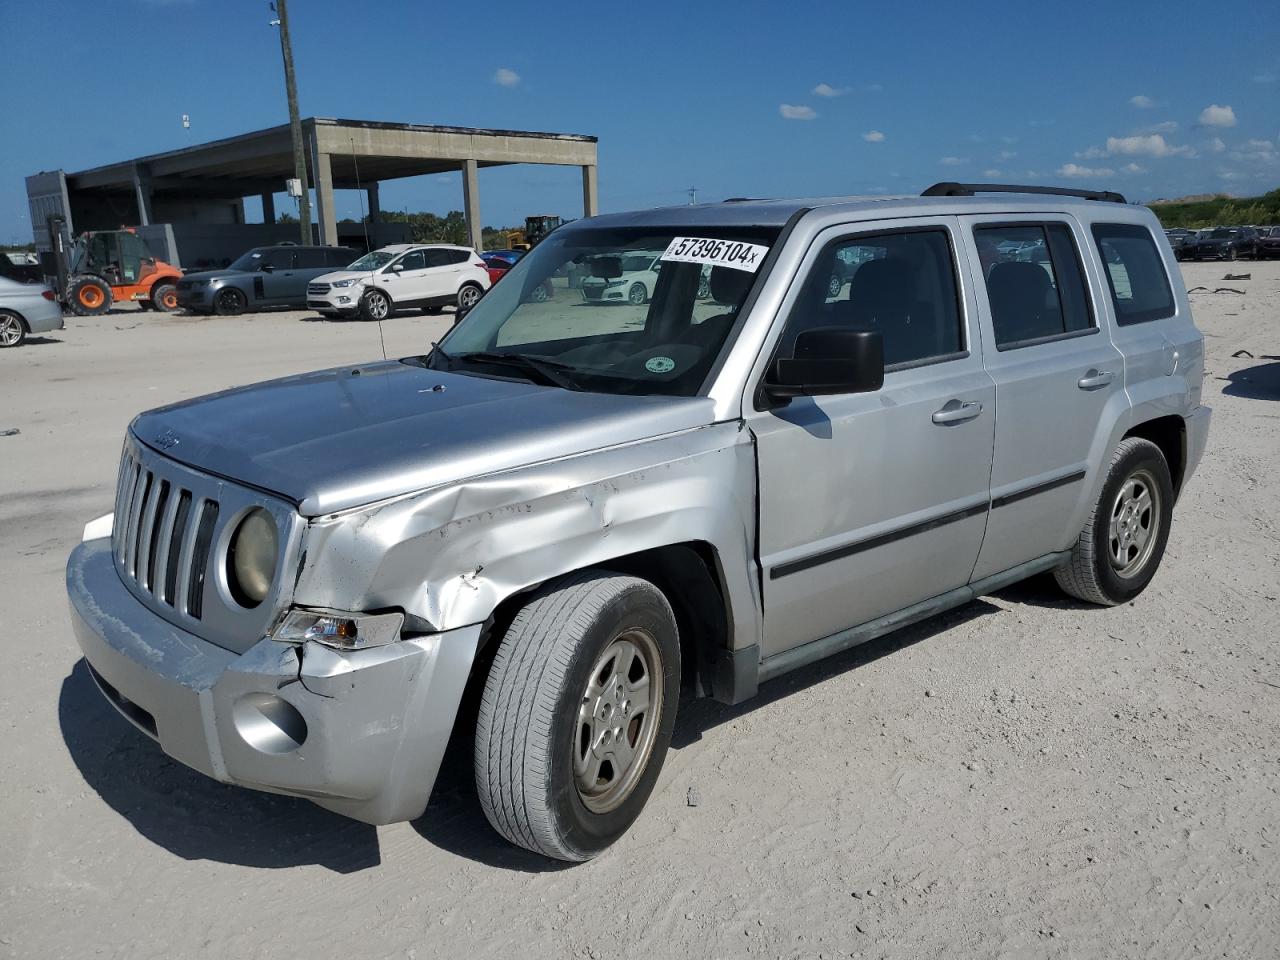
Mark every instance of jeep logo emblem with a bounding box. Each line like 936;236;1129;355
154;429;180;450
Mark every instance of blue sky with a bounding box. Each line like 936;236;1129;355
3;0;1278;243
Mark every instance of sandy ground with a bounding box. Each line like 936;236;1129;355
2;260;1278;960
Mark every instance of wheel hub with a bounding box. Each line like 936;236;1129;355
1108;469;1160;578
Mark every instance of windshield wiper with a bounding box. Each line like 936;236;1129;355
453;351;585;391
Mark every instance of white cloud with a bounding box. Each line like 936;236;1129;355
1105;134;1195;158
1245;138;1274;150
939;156;968;166
1254;72;1277;84
1058;163;1115;178
1121;162;1146;174
1207;137;1226;153
1076;146;1106;160
864;83;884;93
492;67;520;87
983;169;1002;177
812;83;851;98
998;150;1017;161
780;104;817;120
1138;120;1178;134
862;130;885;143
1130;94;1156;108
1198;104;1237;127
1000;135;1019;144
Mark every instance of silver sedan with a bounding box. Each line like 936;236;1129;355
0;275;65;348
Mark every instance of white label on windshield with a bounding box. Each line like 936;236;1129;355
661;237;769;273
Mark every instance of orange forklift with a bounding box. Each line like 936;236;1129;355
47;216;183;315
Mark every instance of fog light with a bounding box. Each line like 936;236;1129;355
233;693;307;754
337;296;350;304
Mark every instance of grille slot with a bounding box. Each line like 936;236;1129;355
187;500;220;621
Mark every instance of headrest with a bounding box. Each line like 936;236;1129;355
987;261;1051;301
847;258;916;305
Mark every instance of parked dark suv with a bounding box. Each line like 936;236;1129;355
177;245;357;315
1256;226;1280;260
1184;226;1259;261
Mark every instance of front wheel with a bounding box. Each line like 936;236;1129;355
214;287;247;316
360;289;391;321
1054;437;1174;605
0;310;27;348
475;570;680;861
149;281;179;312
627;282;647;305
68;277;111;316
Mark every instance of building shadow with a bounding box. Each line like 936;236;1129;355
58;660;381;873
1221;360;1280;401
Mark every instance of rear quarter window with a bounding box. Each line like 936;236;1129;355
1090;223;1176;325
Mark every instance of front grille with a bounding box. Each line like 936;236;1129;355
113;447;220;621
307;282;330;295
582;284;605;301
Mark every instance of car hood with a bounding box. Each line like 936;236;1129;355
130;360;717;516
181;269;253;283
312;269;375;285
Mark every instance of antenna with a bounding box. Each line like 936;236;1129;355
350;137;386;361
687;186;698;205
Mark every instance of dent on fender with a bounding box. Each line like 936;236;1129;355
291;421;761;644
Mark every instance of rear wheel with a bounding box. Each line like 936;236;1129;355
457;283;483;310
1054;437;1174;606
149;281;179;313
68;277;111;316
214;287;247;316
475;570;680;861
0;310;27;348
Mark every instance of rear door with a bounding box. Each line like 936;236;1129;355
961;215;1126;579
748;218;995;658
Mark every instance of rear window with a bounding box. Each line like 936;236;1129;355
1090;223;1176;326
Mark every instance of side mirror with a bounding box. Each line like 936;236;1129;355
766;327;884;400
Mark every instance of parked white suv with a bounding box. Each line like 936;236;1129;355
307;243;489;320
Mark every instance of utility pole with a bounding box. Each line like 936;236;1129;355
688;187;698;205
272;0;311;244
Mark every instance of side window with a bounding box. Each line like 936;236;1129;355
396;250;427;271
779;229;963;368
294;248;327;269
1090;223;1175;325
975;223;1094;349
446;249;471;265
259;248;296;270
423;249;452;268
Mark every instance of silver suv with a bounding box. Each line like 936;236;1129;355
67;183;1210;861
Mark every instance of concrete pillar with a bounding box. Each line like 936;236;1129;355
581;164;599;218
312;149;337;246
461;159;482;252
367;182;381;223
261;192;276;224
132;163;154;226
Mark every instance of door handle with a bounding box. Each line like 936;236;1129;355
932;400;983;424
1077;369;1114;390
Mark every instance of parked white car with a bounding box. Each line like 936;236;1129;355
581;251;663;305
307;243;490;320
0;275;64;348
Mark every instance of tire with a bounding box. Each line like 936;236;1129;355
214;287;247;316
528;282;550;303
149;281;179;313
360;288;391;321
68;277;111;316
475;569;680;862
827;273;843;298
1054;437;1174;606
1226;248;1237;262
457;283;483;310
627;282;647;305
0;310;27;348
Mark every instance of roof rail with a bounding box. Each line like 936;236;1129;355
922;182;1126;204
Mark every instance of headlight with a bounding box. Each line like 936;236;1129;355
271;608;404;651
206;279;220;287
227;507;278;607
331;278;357;288
604;280;624;289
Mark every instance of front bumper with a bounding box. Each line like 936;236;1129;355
176;284;212;309
67;536;479;825
307;285;362;314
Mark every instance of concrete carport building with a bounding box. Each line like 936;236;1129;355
26;117;599;266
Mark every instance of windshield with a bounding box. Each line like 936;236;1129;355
426;226;778;396
346;250;396;271
1209;228;1237;239
227;249;269;271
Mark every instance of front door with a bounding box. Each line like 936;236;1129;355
382;249;430;305
960;215;1127;579
748;219;995;658
256;248;298;304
